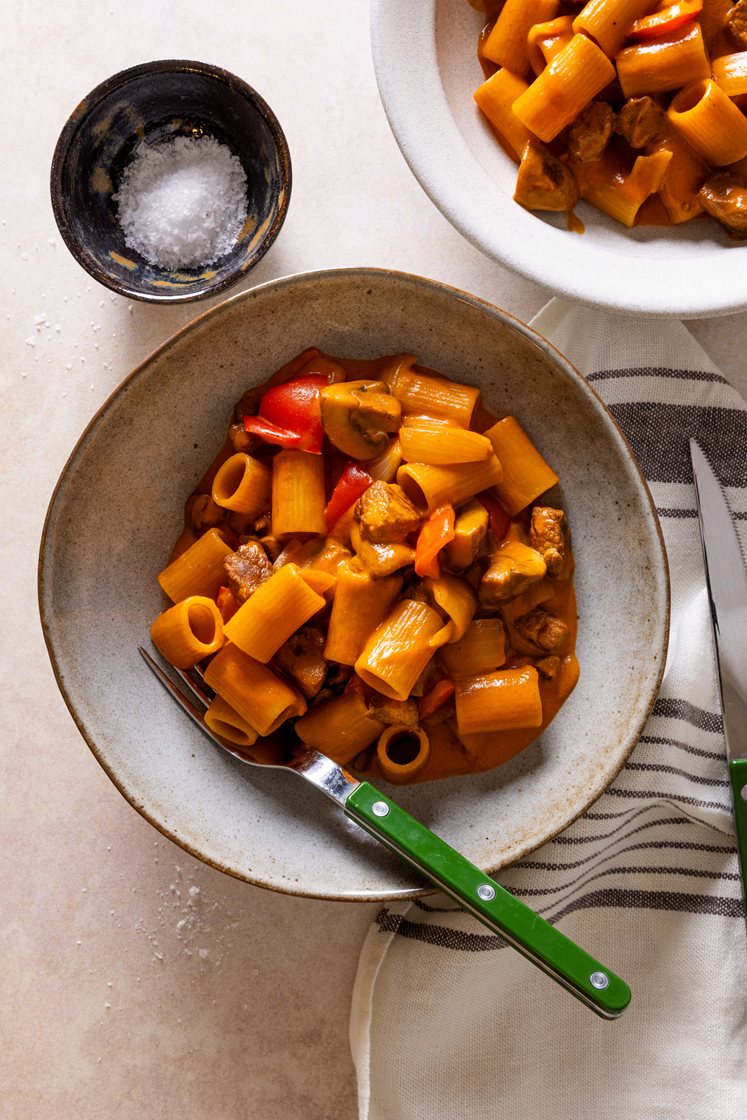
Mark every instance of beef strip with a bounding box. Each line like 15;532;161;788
514;608;569;652
535;655;561;681
273;627;327;698
727;0;747;47
514;140;579;212
615;97;668;149
529;507;568;577
698;172;747;235
568;102;614;164
355;481;422;543
223;540;273;603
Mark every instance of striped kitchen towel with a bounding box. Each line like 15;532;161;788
349;301;747;1120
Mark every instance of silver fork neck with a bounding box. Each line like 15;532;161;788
289;751;360;807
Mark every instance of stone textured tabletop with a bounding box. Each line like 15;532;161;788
2;3;746;1118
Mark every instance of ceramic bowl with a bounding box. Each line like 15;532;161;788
38;268;669;900
371;1;747;319
50;60;291;304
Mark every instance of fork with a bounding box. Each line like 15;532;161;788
139;645;631;1018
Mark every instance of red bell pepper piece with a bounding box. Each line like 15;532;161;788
414;505;456;578
325;461;374;530
242;414;304;448
478;492;511;544
418;678;455;721
629;1;702;40
243;374;329;453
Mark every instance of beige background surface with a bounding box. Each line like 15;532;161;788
2;3;747;1118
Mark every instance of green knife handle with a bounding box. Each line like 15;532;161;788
729;759;747;917
346;781;631;1019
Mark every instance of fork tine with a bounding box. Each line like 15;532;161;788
138;646;211;731
174;664;214;708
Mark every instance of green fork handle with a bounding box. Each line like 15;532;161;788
729;758;747;919
345;781;631;1019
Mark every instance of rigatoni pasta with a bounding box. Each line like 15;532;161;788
512;34;616;142
472;1;747;238
151;347;579;784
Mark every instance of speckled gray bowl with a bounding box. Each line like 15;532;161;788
38;269;669;900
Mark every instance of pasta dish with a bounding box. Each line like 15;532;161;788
150;348;578;784
473;0;747;235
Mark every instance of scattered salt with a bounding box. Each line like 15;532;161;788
114;135;248;270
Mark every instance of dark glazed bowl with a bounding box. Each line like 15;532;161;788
50;60;292;303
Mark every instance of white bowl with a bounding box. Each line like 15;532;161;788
39;268;668;900
371;0;747;318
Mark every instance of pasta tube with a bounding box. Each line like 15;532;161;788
650;135;707;224
483;417;558;515
439;619;507;679
668;79;747;165
575;148;673;227
482;0;561;74
473;70;533;160
272;449;326;538
150;595;225;669
512;34;616;143
527;16;575;76
204;643;306;736
355;600;444;702
295;691;385;765
455;666;543;736
712;52;747;97
204;695;259;748
324;562;402;665
376;726;431;784
396;455;503;512
211;452;271;516
423;575;477;645
572;0;660;56
399;423;492;465
385;364;479;426
616;24;710;99
223;562;326;662
157;528;233;603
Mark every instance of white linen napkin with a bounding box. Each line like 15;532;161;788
349;300;747;1120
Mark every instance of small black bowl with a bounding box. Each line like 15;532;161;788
50;60;292;303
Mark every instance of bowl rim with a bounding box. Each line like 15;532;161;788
37;266;670;901
370;0;747;319
49;58;292;305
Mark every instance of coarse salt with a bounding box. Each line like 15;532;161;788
114;135;249;270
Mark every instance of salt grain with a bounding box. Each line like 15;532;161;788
114;135;249;270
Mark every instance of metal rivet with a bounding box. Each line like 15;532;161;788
740;784;747;803
590;971;610;990
477;883;496;901
371;801;390;817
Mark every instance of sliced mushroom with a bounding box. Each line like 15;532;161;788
479;540;547;607
350;521;415;578
319;380;401;460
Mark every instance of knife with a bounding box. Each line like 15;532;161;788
690;438;747;917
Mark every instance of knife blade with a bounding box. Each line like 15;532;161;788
689;438;747;918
